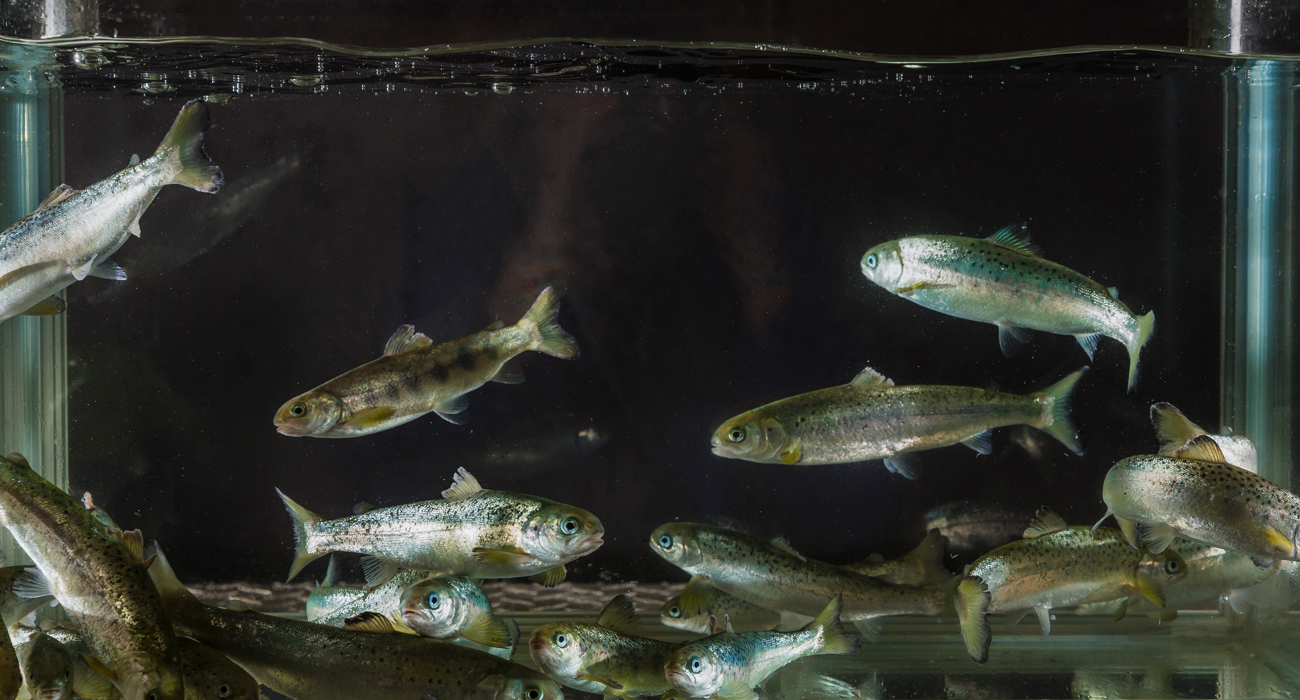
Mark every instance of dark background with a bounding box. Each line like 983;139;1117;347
57;45;1227;584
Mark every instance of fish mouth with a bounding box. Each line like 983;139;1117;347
572;535;604;555
276;422;307;436
710;445;736;458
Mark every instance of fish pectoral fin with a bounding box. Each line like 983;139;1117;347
851;617;883;643
489;358;526;384
1128;575;1167;608
432;394;469;425
20;295;66;316
1033;605;1052;636
360;555;400;589
960;429;994;456
714;681;759;700
88;258;127;281
1262;524;1295;556
1075;333;1103;360
80;654;117;682
70;253;99;281
1135;522;1178;554
71;657;119;698
383;324;433;356
529;564;567;588
883;454;919;480
472;546;539;568
460;611;513;648
778;438;802;465
385;610;420;635
1023;507;1068;538
996;323;1033;357
37;184;76;209
13;567;52;599
577;669;624;690
342;406;396;430
893;281;950;296
343;611;397;634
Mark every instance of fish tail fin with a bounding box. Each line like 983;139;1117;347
518;286;579;359
154;99;223;193
1125;311;1155;393
1031;367;1088;456
803;593;860;655
955;576;992;664
903;529;954;585
277;488;325;582
146;543;201;611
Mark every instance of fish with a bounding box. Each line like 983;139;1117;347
174;637;258;700
841;529;951;586
34;626;120;700
923;501;1037;561
663;594;859;700
859;227;1155;390
709;365;1086;479
145;546;564;700
0;100;222;323
278;467;604;588
272;286;579;438
80;493;121;531
1099;435;1300;560
530;595;680;698
308;568;428;625
11;625;73;700
0;453;183;700
1150;402;1257;473
400;576;516;650
303;555;364;622
660;577;781;634
0;563;57;700
953;508;1187;664
649;523;953;630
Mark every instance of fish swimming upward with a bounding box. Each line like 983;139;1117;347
274;286;579;437
710;365;1085;479
0;99;222;323
860;227;1154;391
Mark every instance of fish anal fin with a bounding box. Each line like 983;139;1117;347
596;594;639;634
1263;524;1295;556
441;467;483;499
1033;604;1052;636
883;455;919;480
432;394;468;424
129;219;141;237
996;323;1033;357
489;358;526;384
1023;507;1068;539
1076;333;1102;360
1114;516;1140;548
1172;434;1227;464
384;324;433;356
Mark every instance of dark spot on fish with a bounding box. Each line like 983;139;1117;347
401;373;421;393
457;347;476;371
483;345;500;361
430;362;449;383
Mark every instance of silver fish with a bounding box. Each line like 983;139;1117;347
860;227;1154;390
279;468;603;589
0;100;221;322
400;576;514;649
530;595;679;698
309;569;429;627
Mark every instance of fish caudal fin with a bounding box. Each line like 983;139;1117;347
154;99;223;193
276;488;326;581
1125;311;1155;392
518;287;580;359
1031;367;1088;456
802;593;860;656
903;529;953;585
955;576;992;664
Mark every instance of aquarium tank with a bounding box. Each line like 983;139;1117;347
0;1;1296;698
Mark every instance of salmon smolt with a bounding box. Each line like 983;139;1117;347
860;227;1154;390
273;286;579;438
0;99;222;323
530;595;680;698
710;365;1086;479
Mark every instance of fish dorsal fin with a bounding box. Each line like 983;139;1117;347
1173;435;1227;464
344;611;396;634
679;576;712;614
850;366;894;387
596;594;639;634
1150;403;1207;456
441;467;482;499
985;224;1040;257
37;184;75;210
111;529;145;564
770;536;807;561
384;324;433;356
128;154;140;166
1023;507;1068;538
353;501;377;515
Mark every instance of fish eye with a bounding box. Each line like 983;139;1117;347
866;253;878;269
728;427;746;443
658;534;673;549
561;517;578;535
427;592;440;609
147;694;159;700
668;604;681;618
554;632;568;647
289;403;306;417
527;691;541;700
689;657;702;673
1166;559;1180;574
219;684;231;698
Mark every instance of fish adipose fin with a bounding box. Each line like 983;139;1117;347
849;366;894;387
1124;310;1155;393
1031;367;1088;456
384;324;433;356
960;430;993;456
1023;507;1068;538
1173;435;1226;464
1151;403;1207;456
37;184;76;209
803;593;860;655
996;323;1033;357
442;467;483;499
361;556;399;589
596;594;640;635
529;565;566;587
489;358;526;384
21;296;65;316
955;576;992;664
1135;522;1178;554
519;286;580;359
883;454;919;480
985;224;1041;257
276;488;326;581
155;99;224;192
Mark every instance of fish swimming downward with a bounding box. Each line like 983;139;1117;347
273;286;579;438
860;227;1154;390
0;99;222;323
954;508;1187;664
710;365;1085;479
278;467;603;588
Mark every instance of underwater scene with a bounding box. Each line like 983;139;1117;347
0;38;1297;699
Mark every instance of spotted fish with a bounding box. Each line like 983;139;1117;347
530;595;679;698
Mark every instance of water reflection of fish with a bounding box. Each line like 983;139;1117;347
923;501;1037;560
842;530;951;586
475;414;608;478
659;576;781;634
